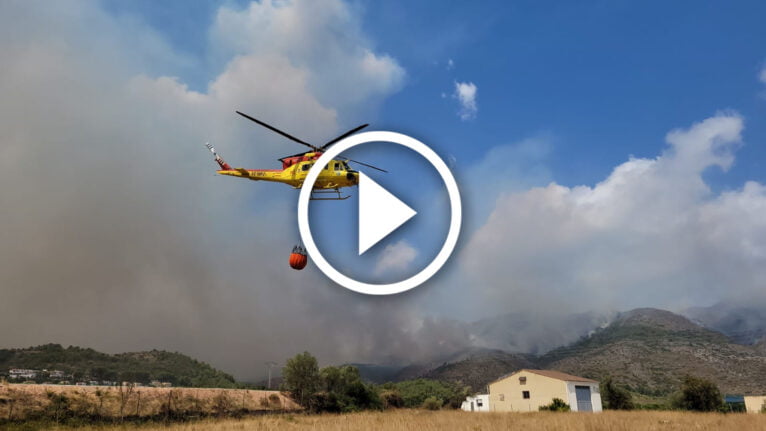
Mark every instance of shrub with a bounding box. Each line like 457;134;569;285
379;389;404;409
539;398;571;412
312;365;381;412
421;396;442;410
308;391;341;413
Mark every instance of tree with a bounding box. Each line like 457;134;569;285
673;375;723;412
282;352;321;407
601;377;634;410
321;365;360;395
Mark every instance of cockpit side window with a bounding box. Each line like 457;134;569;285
334;162;342;171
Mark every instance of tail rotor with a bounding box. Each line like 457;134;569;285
206;142;232;170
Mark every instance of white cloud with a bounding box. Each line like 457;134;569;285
760;67;766;84
454;81;478;120
374;240;418;276
447;58;455;70
461;113;766;314
210;0;405;118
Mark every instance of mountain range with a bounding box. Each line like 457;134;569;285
357;307;766;398
685;302;766;345
4;305;765;400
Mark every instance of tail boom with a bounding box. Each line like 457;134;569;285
205;143;232;170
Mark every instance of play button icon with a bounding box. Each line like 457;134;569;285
298;131;462;296
358;172;416;255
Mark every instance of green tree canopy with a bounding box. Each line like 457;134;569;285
393;379;468;409
282;351;321;407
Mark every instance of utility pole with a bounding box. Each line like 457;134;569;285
265;361;277;389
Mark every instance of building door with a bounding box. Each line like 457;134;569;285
575;386;592;412
470;401;474;411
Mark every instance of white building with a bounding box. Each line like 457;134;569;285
461;394;490;412
9;369;38;379
488;369;602;412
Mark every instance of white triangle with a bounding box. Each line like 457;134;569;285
358;172;417;255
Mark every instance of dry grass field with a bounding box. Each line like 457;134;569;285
3;384;766;430
34;409;766;431
0;383;300;420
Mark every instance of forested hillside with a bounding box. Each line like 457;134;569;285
0;344;238;388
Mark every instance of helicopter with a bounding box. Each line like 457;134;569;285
206;111;387;200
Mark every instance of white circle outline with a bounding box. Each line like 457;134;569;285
298;131;462;295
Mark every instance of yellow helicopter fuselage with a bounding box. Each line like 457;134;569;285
217;154;358;190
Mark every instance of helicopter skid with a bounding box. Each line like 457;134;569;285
310;188;350;200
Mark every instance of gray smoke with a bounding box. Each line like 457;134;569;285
0;1;465;380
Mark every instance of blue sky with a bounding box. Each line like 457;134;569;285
367;0;766;187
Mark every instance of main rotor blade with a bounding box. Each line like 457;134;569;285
236;111;318;150
347;158;388;173
320;124;369;150
278;151;310;161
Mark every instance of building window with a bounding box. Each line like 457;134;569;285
522;391;530;399
499;394;504;401
477;399;483;407
519;376;527;385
